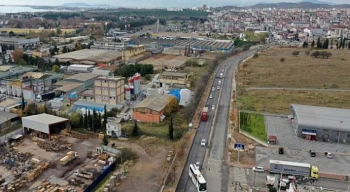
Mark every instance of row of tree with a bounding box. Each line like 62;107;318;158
303;37;350;50
115;64;154;78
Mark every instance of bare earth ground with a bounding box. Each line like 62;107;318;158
237;48;350;89
237;47;350;113
111;137;172;192
238;89;350;114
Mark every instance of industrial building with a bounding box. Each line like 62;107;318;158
129;38;234;53
94;76;125;105
133;95;171;123
291;104;350;144
159;72;191;88
53;49;123;66
22;114;69;139
0;111;20;130
0;37;40;49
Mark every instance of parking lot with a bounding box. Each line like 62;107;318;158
255;146;350;176
265;116;350;153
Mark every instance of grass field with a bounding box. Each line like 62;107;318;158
0;28;76;34
238;89;350;114
240;112;266;141
237;48;350;89
184;65;209;88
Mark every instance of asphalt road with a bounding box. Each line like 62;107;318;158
204;50;256;192
176;50;257;192
176;59;226;192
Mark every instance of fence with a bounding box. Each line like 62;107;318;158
84;162;116;192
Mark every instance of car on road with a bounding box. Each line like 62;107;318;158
201;139;206;146
212;105;215;110
309;150;316;157
212;87;215;91
325;152;333;159
252;166;264;173
209;94;213;99
217;86;220;90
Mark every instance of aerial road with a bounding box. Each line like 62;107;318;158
176;49;258;192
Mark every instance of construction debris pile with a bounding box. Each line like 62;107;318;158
102;171;125;192
61;129;89;140
0;146;32;171
34;138;72;152
1;159;50;192
33;179;83;192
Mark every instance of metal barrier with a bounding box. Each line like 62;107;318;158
84;162;116;192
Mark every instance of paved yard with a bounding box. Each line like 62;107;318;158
265;116;350;153
256;146;350;176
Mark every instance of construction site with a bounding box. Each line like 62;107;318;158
0;128;124;192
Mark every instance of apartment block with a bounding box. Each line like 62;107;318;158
94;76;125;105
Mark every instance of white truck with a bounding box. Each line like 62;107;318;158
219;73;223;78
269;160;319;179
265;175;276;187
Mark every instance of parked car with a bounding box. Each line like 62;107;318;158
252;166;265;173
309;150;316;157
325;152;333;159
279;147;284;155
201;139;206;146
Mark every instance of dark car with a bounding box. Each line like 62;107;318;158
279;147;284;155
309;150;316;157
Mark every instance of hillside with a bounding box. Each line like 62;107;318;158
248;2;350;9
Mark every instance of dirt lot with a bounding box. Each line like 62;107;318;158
139;54;187;69
237;48;350;89
238;89;350;114
110;137;172;192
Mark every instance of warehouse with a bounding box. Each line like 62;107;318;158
291;104;350;144
22;114;69;139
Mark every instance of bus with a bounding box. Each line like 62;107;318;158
189;164;207;192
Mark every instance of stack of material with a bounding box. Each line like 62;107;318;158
98;154;109;161
36;139;71;152
3;177;26;192
26;162;49;182
32;179;61;192
61;129;89;140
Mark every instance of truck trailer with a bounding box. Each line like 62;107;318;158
60;151;78;165
35;92;56;102
201;107;209;122
269;160;319;179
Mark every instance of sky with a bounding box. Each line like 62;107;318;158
2;0;350;7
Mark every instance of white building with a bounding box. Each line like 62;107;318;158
106;117;122;137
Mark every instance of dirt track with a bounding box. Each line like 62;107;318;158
111;137;171;192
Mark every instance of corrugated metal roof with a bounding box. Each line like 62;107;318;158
22;113;68;125
65;73;100;82
133;95;171;112
292;104;350;132
54;83;83;92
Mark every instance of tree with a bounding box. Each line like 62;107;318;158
320;51;332;59
56;28;62;35
292;51;299;57
12;48;24;63
165;96;179;116
169;116;174;140
316;37;322;48
69;112;81;128
103;105;107;132
92;109;98;132
80;113;83;127
302;41;308;48
132;121;140;137
8;31;15;37
52;65;60;73
342;39;346;49
102;134;109;145
83;112;88;129
330;39;333;49
8;57;12;64
269;187;277;192
62;46;68;53
305;50;310;56
348;42;350;49
280;58;285;63
54;58;60;65
311;40;315;48
322;39;329;49
88;110;92;130
145;74;152;81
311;51;320;58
